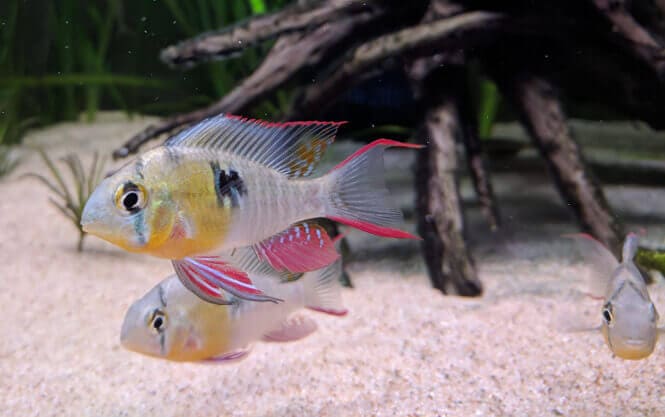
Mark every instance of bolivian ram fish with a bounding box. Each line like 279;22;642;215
569;233;661;360
81;114;420;304
120;252;346;362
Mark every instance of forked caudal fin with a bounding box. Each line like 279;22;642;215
325;139;423;239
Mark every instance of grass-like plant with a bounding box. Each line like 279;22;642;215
0;145;19;178
23;149;106;252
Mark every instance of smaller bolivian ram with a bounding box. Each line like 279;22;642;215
81;114;420;304
120;251;346;362
569;233;661;360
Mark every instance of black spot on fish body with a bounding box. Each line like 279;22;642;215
210;162;246;208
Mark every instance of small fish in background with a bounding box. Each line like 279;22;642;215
81;114;420;304
120;252;347;362
567;233;661;360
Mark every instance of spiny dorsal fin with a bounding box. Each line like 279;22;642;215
164;114;345;178
622;233;640;263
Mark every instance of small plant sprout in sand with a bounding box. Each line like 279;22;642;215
0;145;20;178
24;149;106;252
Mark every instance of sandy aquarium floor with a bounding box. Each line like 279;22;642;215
2;114;665;417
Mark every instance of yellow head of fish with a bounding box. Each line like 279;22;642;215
81;149;231;258
81;153;175;253
600;263;659;360
120;275;231;362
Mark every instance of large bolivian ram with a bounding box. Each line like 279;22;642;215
82;114;420;304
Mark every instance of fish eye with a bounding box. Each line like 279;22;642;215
149;309;167;333
602;305;614;325
114;182;146;214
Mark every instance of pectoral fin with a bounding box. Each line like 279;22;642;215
173;256;283;305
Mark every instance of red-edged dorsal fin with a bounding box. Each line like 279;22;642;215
253;222;340;273
172;256;283;305
164;114;346;178
262;315;318;343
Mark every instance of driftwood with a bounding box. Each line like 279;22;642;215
288;10;503;119
412;64;483;296
409;53;500;231
160;1;377;68
415;104;482;296
114;7;384;158
590;0;665;79
500;74;625;256
111;0;665;296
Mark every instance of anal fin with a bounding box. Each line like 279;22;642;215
262;315;318;343
253;222;340;273
206;346;252;363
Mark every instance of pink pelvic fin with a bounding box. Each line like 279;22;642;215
262;315;318;343
254;222;340;273
328;216;421;240
173;256;283;305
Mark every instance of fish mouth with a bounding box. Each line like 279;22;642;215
623;338;648;347
612;338;654;360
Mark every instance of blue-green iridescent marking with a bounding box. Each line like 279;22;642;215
134;210;146;246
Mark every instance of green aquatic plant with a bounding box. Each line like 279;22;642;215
0;145;19;178
23;149;106;252
635;247;665;279
477;78;501;140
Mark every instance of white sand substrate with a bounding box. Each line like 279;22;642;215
1;114;665;416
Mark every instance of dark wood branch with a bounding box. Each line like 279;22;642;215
590;0;665;79
503;74;625;257
288;11;504;119
114;8;381;158
412;64;483;296
160;1;376;69
463;123;501;230
410;54;500;230
414;104;483;296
